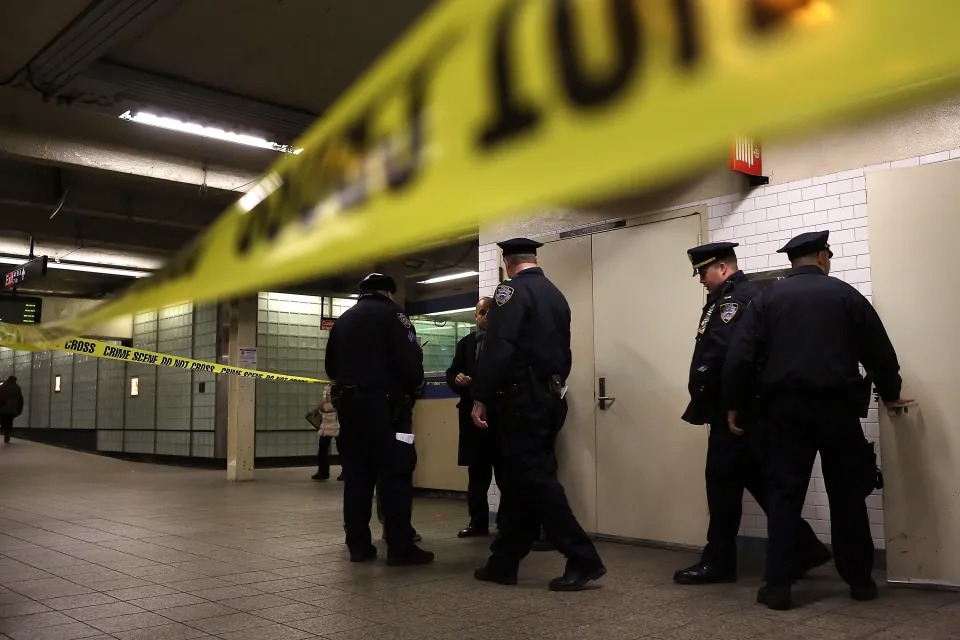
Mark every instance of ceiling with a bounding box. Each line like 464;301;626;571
0;0;481;303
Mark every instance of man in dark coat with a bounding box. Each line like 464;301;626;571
446;296;501;537
0;375;24;444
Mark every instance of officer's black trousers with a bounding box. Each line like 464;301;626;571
702;418;825;571
763;394;874;587
336;395;417;554
487;389;602;575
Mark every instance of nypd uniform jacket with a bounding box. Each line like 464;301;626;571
324;292;424;395
472;268;572;402
722;265;902;409
682;270;759;425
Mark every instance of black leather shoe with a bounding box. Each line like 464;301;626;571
548;565;607;591
850;580;879;601
673;563;736;585
386;546;435;566
311;472;329;481
349;545;377;563
757;584;792;610
458;524;490;538
474;565;518;585
795;545;832;579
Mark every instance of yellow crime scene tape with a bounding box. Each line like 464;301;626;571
47;337;326;383
3;0;960;378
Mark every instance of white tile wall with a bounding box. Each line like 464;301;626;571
191;304;217;446
97;345;125;435
13;350;32;426
256;292;325;457
480;148;958;547
97;429;123;452
0;348;13;377
71;353;98;430
4;304;219;456
29;351;51;428
156;303;193;439
125;311;157;451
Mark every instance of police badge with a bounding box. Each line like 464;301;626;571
719;302;739;323
494;284;514;306
397;313;412;328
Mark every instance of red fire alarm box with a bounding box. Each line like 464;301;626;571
731;136;763;175
730;136;767;185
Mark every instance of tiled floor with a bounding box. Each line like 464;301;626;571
1;440;959;640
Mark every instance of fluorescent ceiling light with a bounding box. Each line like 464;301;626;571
48;262;151;278
120;110;303;154
417;271;479;285
422;307;476;316
0;256;150;278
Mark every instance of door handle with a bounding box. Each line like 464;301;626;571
598;377;616;410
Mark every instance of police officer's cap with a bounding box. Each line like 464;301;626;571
497;237;543;257
687;242;739;276
777;231;833;261
358;272;397;294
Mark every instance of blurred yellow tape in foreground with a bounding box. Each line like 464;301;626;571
3;0;960;350
45;337;325;384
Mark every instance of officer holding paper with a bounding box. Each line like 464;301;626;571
325;273;432;567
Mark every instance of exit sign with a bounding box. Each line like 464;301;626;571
3;256;48;289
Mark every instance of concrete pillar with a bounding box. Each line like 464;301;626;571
226;296;257;481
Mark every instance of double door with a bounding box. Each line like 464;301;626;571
537;211;708;545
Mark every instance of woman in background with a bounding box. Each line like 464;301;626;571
308;384;342;481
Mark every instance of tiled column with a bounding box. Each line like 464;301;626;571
227;296;257;481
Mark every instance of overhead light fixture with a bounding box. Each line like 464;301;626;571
48;262;152;278
0;256;150;278
417;271;479;285
119;111;303;155
422;307;477;316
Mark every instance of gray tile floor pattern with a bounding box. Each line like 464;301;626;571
1;440;958;640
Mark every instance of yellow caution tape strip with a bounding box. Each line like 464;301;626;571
47;337;326;384
3;0;960;353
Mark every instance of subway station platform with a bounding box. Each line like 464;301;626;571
1;440;958;640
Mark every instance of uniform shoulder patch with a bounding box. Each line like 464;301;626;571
494;284;515;306
397;313;412;328
719;302;740;323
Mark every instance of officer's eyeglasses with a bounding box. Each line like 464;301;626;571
476;309;488;316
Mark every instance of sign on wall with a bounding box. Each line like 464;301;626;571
730;136;763;176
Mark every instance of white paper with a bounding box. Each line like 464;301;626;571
238;347;257;369
396;433;415;444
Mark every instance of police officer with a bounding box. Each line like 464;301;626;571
723;231;911;610
325;273;434;566
471;238;605;591
675;243;829;585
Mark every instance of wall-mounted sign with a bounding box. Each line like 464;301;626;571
0;295;42;324
238;347;257;369
730;136;763;176
320;318;336;331
3;256;47;289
